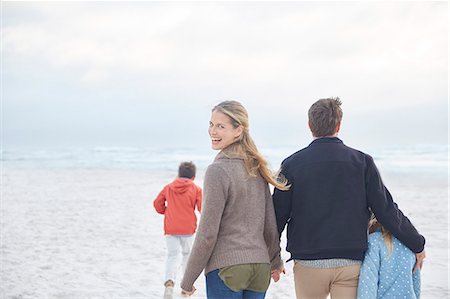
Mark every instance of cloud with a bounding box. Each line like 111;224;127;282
2;1;448;147
80;69;110;84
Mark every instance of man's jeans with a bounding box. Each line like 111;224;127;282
206;269;266;299
165;235;193;283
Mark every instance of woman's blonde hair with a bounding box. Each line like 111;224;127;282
368;214;393;255
212;100;289;191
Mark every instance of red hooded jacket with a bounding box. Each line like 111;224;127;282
153;178;202;235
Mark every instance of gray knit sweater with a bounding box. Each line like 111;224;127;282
180;150;283;292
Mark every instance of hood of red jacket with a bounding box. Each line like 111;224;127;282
169;178;194;194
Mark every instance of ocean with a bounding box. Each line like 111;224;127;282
2;144;448;174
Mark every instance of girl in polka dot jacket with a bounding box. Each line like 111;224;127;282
357;214;421;299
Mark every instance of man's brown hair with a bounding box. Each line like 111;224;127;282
178;161;196;179
308;97;343;137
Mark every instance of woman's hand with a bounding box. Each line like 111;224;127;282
181;286;196;297
271;268;286;282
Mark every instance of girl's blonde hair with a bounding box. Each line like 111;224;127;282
368;214;393;255
212;100;289;191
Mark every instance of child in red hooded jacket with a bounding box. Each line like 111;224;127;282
154;161;202;294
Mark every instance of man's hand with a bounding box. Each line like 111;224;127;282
271;269;286;282
413;250;426;273
181;286;196;297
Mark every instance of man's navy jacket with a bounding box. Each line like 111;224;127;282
273;137;425;261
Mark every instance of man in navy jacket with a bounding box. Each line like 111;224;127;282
273;98;426;299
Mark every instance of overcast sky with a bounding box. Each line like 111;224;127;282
2;1;448;149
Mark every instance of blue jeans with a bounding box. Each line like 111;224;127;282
206;269;266;299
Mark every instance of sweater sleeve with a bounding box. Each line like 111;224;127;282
153;187;167;214
263;184;283;271
357;234;381;299
180;164;229;292
365;155;425;253
413;268;421;299
272;163;293;237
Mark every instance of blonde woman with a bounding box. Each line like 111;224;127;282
180;101;287;298
357;214;421;299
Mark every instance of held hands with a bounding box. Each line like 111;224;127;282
413;250;426;273
181;286;196;297
271;268;286;282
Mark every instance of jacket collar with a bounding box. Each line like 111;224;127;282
214;146;245;161
309;137;343;146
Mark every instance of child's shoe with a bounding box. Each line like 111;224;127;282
164;280;174;299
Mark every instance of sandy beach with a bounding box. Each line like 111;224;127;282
1;166;448;298
3;1;447;298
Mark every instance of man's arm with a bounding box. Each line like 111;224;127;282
414;251;426;273
365;155;425;253
272;166;293;237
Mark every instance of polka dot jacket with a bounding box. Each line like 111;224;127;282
357;230;421;299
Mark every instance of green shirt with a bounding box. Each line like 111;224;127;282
219;263;271;292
